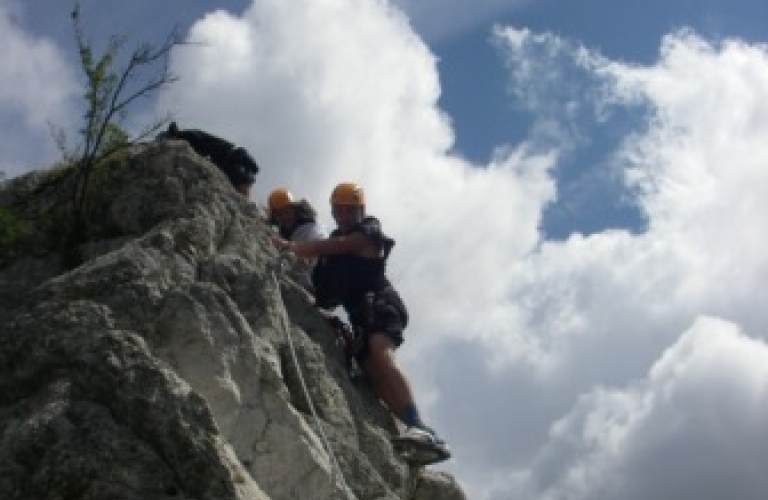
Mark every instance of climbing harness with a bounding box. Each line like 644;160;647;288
324;315;363;380
270;252;356;500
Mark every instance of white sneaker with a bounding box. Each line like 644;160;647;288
402;426;439;444
392;426;451;465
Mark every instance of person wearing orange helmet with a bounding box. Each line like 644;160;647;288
271;182;450;464
267;187;327;288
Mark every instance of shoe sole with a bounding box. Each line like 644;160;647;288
391;436;451;465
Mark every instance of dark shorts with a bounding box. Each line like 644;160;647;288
349;288;408;361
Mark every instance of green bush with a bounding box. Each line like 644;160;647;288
0;208;27;263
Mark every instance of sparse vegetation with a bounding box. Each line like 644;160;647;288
21;1;184;266
0;208;27;265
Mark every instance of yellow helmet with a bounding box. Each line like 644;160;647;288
330;182;365;206
268;188;294;211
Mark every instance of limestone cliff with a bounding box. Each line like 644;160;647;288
0;141;466;500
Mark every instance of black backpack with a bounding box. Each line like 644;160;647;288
160;122;259;187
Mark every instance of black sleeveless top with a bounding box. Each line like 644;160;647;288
312;216;394;311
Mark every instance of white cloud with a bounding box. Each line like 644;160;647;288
442;27;768;500
610;31;768;334
164;2;565;360
476;26;768;376
160;0;454;201
0;0;78;174
524;317;768;500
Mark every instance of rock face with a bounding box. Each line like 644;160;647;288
0;141;466;500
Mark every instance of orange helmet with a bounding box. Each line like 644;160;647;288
330;182;365;206
268;188;294;211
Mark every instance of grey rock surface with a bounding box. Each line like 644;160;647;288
0;141;467;500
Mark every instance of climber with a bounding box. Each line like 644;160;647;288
270;182;450;465
268;188;358;378
157;121;259;197
267;187;327;289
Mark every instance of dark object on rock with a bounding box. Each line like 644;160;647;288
158;122;259;193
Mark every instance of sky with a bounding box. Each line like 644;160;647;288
3;1;768;500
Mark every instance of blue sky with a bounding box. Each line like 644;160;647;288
429;0;768;239
3;1;768;500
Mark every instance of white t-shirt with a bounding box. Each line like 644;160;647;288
291;222;327;243
290;221;328;288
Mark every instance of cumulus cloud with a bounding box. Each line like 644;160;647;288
0;0;78;174
613;32;768;327
443;27;768;500
525;317;768;500
158;0;560;352
160;0;451;198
